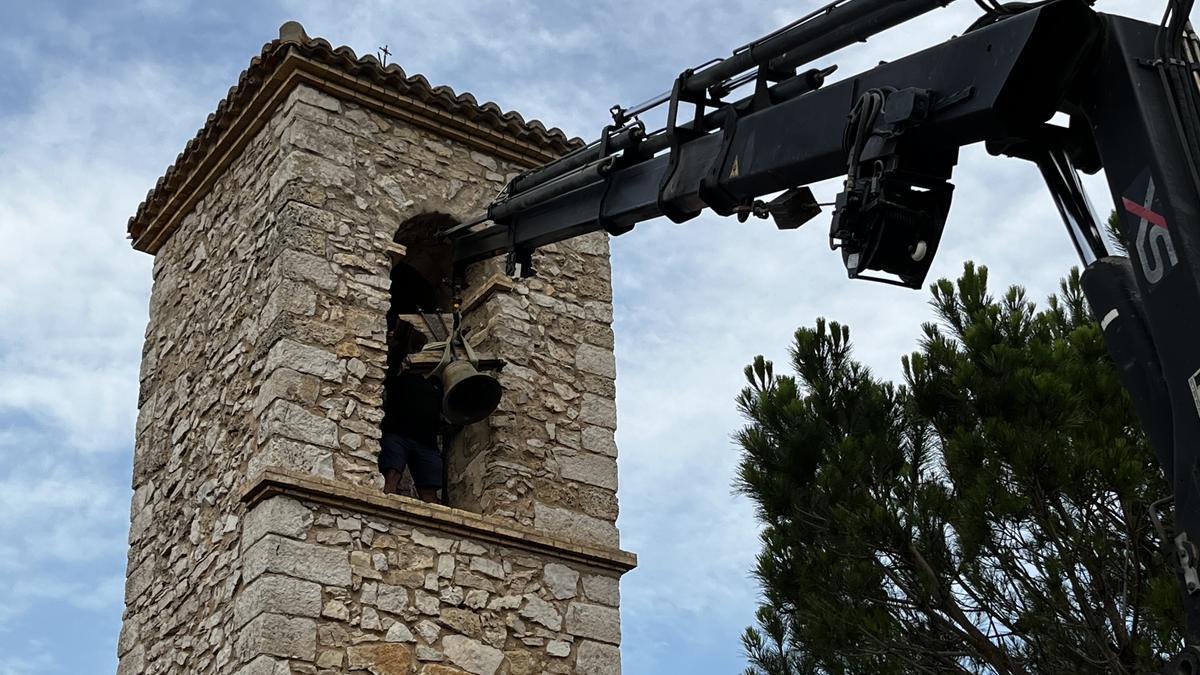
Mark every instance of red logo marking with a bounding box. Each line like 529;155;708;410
1123;197;1168;229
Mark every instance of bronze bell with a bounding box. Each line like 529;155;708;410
441;360;502;425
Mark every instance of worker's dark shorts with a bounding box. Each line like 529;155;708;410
379;432;443;488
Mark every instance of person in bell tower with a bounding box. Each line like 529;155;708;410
380;318;445;503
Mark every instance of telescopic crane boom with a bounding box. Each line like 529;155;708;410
449;0;1200;666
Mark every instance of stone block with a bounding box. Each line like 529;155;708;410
242;496;314;550
232;655;291;675
248;437;334;480
268;223;327;258
385;622;415;643
459;540;486;556
575;344;616;379
437;554;455;578
274;247;340;293
504;651;539;675
257;399;338;448
415;644;444;662
469;150;498;170
581;575;620;607
440;607;483;639
558;452;618;491
318;650;344;668
416;619;441;643
421;665;469;675
519;594;562;631
442;635;504;675
576;640;621;675
322;600;349;621
285;83;342;113
363;606;383;630
584;301;614;324
234;574;323;628
260;281;319;333
276;198;338;234
580;426;618;457
464;589;489;609
375;584;409;614
243;534;352;586
265;338;346;381
468;557;504;580
347;642;413;674
565;603;621;645
487;595;521;611
252;367;320;417
117;620;139;657
278;151;355;193
414;591;439;615
115;645;144;675
411;529;454;553
124;561;154;605
579;394;617;430
542;563;579;600
571;232;610;257
237;613;316;661
284;117;354;166
533;503;619;548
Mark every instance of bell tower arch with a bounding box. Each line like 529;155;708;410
119;21;633;675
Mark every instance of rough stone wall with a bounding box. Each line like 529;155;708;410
455;247;620;548
237;494;623;675
119;89;313;674
121;78;627;675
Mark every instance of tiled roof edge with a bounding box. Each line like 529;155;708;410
127;20;584;251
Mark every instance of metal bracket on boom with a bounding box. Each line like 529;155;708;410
596;122;643;238
657;71;715;224
701;63;824;219
504;227;535;279
830;87;957;289
1150;497;1200;600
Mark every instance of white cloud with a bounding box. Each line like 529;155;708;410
0;646;54;675
0;55;222;451
0;20;226;671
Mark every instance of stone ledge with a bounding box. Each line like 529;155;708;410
461;273;515;314
241;468;637;575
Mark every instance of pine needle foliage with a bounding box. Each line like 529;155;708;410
737;263;1182;675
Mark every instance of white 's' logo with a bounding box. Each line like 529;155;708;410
1123;178;1178;285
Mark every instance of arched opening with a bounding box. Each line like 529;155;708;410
386;212;457;377
388;213;456;314
381;213;459;503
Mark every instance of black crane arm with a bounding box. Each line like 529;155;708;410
450;0;1200;662
453;0;1096;275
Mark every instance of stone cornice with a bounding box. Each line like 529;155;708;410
128;22;583;255
242;469;638;575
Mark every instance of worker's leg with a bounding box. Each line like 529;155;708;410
378;432;408;495
383;469;404;494
408;441;444;505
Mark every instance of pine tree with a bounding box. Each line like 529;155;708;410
737;263;1182;674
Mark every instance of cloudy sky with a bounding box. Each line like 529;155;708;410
0;0;1186;673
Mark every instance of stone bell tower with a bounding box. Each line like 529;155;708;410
118;21;634;675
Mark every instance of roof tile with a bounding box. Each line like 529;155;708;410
128;20;581;247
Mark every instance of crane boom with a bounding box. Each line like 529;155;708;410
449;0;1200;663
454;1;1095;275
